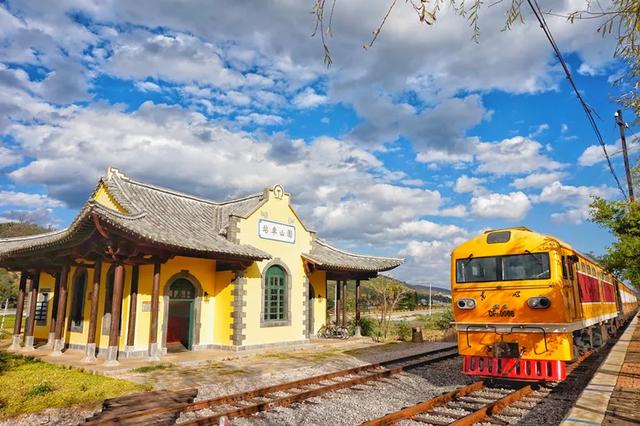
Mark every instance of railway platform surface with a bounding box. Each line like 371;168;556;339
562;314;639;426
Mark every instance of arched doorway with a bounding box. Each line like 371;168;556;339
167;278;196;351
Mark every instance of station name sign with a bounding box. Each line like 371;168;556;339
258;219;295;244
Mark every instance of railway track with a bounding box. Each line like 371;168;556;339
86;344;459;425
362;351;594;426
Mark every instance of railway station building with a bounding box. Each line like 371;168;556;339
0;168;402;364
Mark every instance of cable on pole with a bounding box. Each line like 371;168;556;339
527;0;628;200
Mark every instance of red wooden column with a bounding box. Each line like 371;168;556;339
8;272;28;350
52;263;70;356
355;279;362;337
125;264;139;357
82;258;102;363
45;272;61;348
148;259;161;360
23;270;41;351
105;262;125;366
341;280;347;327
334;281;340;325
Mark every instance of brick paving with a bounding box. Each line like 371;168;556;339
603;315;640;425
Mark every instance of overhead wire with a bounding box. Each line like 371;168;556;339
526;0;628;200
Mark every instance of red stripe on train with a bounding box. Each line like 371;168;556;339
577;272;601;302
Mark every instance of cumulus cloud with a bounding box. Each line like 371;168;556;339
470;192;532;221
534;181;618;224
511;171;568;189
578;143;618;166
454;175;486;194
292;87;328;109
476;136;563;176
0;191;63;208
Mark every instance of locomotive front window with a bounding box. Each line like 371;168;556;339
456;252;550;283
456;257;498;283
502;253;550;280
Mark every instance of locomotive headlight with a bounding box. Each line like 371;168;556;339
527;296;551;309
456;298;476;310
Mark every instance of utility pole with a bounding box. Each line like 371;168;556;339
615;110;635;202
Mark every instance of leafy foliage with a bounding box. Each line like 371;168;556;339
590;196;640;288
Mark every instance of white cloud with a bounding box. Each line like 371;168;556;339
511;172;568;189
578;143;618;166
135;81;162;92
0;146;22;169
292;87;328;109
454;175;486;194
529;123;549;138
470;192;532;221
236;113;284;126
0;191;63;208
534;181;618;224
476;136;563;176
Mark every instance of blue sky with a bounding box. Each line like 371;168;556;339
0;0;638;287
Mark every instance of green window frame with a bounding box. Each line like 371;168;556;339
263;265;287;322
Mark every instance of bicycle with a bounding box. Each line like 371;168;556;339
318;321;350;339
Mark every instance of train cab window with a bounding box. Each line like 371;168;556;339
502;253;550;280
456;257;498;283
561;256;568;279
456;252;550;283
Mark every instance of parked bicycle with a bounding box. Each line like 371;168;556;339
318;321;350;339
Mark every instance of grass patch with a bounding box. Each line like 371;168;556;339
130;363;175;373
0;315;15;339
0;351;148;419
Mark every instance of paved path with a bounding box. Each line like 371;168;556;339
603;314;640;425
562;314;639;426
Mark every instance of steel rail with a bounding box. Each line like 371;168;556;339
363;350;595;426
87;344;458;425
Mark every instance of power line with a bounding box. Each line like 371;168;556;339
527;0;628;200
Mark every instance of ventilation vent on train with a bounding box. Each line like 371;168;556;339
487;231;511;244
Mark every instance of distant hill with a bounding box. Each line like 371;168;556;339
406;283;451;296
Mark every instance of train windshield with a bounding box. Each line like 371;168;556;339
456;252;550;283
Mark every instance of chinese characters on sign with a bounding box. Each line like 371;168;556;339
258;219;295;244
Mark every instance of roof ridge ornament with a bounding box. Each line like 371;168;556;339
107;167;127;180
272;184;284;200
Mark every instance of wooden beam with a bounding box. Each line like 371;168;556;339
23;270;41;350
105;262;125;365
126;264;139;351
83;257;102;362
355;279;361;329
52;262;70;356
148;259;161;360
47;271;61;346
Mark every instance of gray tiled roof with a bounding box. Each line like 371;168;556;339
0;168;404;274
0;169;270;260
303;239;404;272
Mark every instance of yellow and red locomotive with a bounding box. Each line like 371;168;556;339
451;227;638;382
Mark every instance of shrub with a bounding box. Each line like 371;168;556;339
432;308;454;330
349;316;379;337
395;321;412;341
27;382;53;397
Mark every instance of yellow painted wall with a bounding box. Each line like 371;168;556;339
309;269;327;335
235;187;317;346
93;183;127;213
214;271;234;345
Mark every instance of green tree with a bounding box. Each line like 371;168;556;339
364;275;409;340
590;195;640;289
